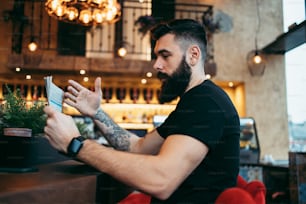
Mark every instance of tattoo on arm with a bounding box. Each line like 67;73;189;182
94;108;131;151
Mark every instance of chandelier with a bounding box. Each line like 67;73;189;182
45;0;121;26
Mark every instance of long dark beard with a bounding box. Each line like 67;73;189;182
157;58;191;104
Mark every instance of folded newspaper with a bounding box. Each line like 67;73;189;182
44;76;64;112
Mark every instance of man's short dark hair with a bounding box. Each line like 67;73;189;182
151;19;207;60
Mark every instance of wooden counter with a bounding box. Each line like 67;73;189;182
0;136;133;204
0;160;133;204
0;161;98;204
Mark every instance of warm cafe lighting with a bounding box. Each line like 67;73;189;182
80;69;86;75
146;72;152;78
253;53;262;64
83;76;89;82
28;41;38;52
45;0;121;26
117;47;127;57
141;78;147;84
247;50;266;76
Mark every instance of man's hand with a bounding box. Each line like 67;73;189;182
64;77;102;117
44;106;80;153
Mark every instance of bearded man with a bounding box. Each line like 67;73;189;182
44;19;240;203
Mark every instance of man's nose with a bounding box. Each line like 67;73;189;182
153;59;163;71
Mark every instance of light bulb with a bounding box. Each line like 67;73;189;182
55;5;66;17
66;7;78;21
28;41;38;52
253;54;262;64
80;69;86;75
83;77;89;82
49;0;61;12
93;9;105;23
118;47;127;57
146;72;153;78
141;78;147;84
79;9;92;24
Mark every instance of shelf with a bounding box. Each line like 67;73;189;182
262;20;306;54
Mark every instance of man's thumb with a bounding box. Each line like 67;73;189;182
95;77;102;96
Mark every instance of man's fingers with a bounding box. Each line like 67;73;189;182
68;79;85;91
95;77;102;96
67;86;79;97
64;92;77;102
64;97;76;107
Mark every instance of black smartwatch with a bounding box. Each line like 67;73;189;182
67;136;86;157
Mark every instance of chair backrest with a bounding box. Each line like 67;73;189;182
118;175;267;204
215;175;266;204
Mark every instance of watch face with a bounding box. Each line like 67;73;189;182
68;137;84;157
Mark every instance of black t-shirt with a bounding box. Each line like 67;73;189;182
152;80;240;204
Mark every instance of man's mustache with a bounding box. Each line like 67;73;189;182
157;72;169;80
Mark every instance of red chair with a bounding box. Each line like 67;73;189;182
118;191;151;204
215;175;266;204
119;175;266;204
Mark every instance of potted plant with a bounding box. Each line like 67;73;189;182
0;86;46;137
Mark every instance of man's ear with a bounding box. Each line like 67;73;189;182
188;45;200;66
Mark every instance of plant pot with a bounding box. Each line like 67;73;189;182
3;128;32;137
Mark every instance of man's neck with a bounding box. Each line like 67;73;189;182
185;75;206;93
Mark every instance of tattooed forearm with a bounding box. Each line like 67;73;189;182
94;108;131;151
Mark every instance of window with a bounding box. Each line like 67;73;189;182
283;0;306;152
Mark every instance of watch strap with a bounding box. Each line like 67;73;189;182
75;135;86;142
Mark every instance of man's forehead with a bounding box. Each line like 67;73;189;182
154;34;178;53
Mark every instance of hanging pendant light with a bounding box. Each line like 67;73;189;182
28;0;38;52
247;50;266;76
28;38;38;52
246;0;266;76
45;0;121;26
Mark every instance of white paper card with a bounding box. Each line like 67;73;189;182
44;76;64;112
